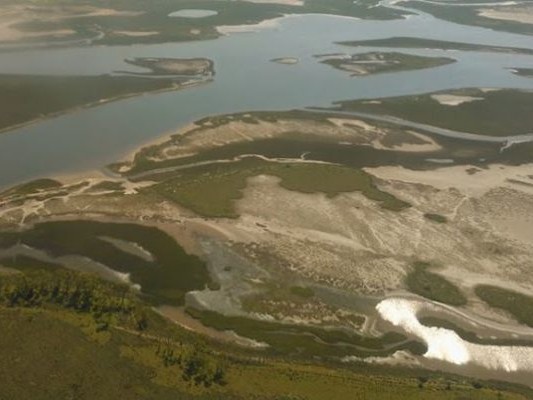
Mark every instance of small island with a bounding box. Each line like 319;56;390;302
123;57;215;77
319;52;456;76
270;57;299;65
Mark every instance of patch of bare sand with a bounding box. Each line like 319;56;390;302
113;31;159;37
216;17;282;34
479;6;533;24
366;164;533;197
0;4;143;42
430;94;483;106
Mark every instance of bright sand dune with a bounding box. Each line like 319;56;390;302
377;298;533;372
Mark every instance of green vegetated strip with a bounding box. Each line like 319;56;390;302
143;158;410;218
0;178;62;196
424;213;448;223
0;74;181;132
0;220;211;306
475;285;533;328
420;316;533;347
406;262;467;306
338;37;533;55
511;68;533;77
186;307;426;359
337;88;533;136
321;52;455;76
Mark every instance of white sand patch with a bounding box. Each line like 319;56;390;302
479;7;533;24
217;17;283;34
366;163;533;197
113;31;159;37
430;94;483;106
377;298;533;372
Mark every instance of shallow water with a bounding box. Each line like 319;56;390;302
1;11;533;187
168;9;219;18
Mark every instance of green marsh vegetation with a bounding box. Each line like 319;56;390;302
186;307;426;359
144;158;410;218
0;74;183;132
475;285;533;328
0;220;212;305
406;262;467;306
424;213;448;223
338;37;533;55
336;89;533;136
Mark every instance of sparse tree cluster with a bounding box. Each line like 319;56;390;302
155;339;226;387
0;270;146;330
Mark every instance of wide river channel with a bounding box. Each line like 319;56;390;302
1;6;533;187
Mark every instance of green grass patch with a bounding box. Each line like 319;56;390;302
290;286;315;299
0;74;182;132
339;37;533;55
406;262;467;306
424;213;448;223
0;178;62;196
337;88;533;136
145;158;410;218
475;285;533;327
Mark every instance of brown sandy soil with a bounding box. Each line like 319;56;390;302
3;162;533;300
0;4;142;43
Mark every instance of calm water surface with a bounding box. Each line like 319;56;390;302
1;11;533;187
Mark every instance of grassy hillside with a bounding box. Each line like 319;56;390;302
0;269;531;400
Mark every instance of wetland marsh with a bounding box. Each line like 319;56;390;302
1;0;533;398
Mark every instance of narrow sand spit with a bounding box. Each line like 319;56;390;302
430;94;483;106
479;7;533;24
113;31;159;37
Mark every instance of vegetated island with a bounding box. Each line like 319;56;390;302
337;37;533;56
0;59;214;133
318;52;455;76
333;88;533;136
122;57;215;77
